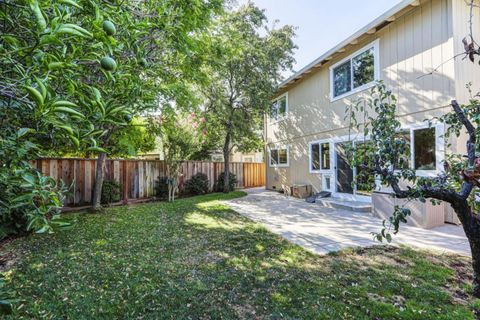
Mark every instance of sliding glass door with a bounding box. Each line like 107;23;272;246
335;143;354;194
335;141;375;199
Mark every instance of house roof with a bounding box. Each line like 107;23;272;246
277;0;420;94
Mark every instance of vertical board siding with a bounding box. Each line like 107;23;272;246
35;159;265;207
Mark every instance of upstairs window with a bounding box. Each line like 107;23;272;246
310;141;331;172
270;146;289;167
270;94;288;122
330;40;379;100
333;61;351;98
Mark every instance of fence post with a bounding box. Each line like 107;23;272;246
122;160;129;204
243;163;246;188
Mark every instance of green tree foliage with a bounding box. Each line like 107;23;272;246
1;0;224;215
160;109;205;201
200;3;296;191
346;81;480;297
42;117;158;158
1;0;97;237
0;133;70;238
346;1;480;297
107;118;158;158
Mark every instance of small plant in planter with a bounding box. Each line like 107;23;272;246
216;172;237;192
100;180;121;205
184;173;210;195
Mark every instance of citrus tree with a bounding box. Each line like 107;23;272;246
2;0;224;216
200;3;296;192
1;0;99;236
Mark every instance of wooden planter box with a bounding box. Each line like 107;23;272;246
372;192;445;229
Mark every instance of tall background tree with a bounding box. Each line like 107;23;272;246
200;3;296;192
159;108;205;201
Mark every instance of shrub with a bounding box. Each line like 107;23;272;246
216;172;237;192
184;173;210;195
101;180;121;205
155;176;169;199
0;274;15;315
0;157;67;239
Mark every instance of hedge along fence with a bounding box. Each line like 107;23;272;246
32;158;266;207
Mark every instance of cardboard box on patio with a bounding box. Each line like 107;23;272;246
291;184;312;199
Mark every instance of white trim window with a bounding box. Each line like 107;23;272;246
329;40;380;101
309;141;332;173
395;124;445;176
270;93;288;122
269;146;289;167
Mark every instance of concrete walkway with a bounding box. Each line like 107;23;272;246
225;188;470;256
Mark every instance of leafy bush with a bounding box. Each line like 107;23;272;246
216;172;237;192
0;275;17;315
101;180;121;205
0;134;69;239
184;173;210;195
155;176;169;199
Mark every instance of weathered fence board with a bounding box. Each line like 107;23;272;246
32;158;265;207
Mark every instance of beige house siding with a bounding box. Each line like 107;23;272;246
267;0;456;190
230;150;264;163
453;0;480;104
265;0;476;227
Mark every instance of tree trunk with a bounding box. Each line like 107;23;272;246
467;232;480;298
168;178;177;202
453;202;480;298
91;152;106;211
462;220;480;298
222;131;231;193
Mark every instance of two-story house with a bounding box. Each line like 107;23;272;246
265;0;480;228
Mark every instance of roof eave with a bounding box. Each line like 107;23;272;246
277;0;420;92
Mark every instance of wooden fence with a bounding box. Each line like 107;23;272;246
32;158;265;207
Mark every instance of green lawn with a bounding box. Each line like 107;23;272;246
1;191;478;319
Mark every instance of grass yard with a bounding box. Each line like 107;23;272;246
1;191;479;319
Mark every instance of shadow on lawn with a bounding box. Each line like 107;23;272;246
167;195;476;319
2;193;476;319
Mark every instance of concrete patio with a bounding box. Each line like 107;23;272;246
225;188;470;256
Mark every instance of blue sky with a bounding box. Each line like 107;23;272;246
241;0;403;77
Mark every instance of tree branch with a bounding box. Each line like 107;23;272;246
452;100;477;201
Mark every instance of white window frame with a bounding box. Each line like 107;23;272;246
269;145;289;168
394;123;445;177
270;92;288;123
308;140;333;173
329;40;380;102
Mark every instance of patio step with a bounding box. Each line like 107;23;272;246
316;198;372;213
